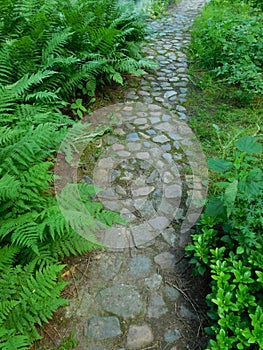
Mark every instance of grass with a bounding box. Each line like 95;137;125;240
185;69;263;160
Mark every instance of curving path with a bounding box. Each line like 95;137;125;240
65;0;208;349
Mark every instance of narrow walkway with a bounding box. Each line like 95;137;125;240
65;1;208;349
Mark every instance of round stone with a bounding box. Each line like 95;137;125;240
87;316;121;340
147;293;168;318
145;274;163;290
154;252;175;272
96;285;144;319
164;329;181;343
163;285;181;301
127;324;154;349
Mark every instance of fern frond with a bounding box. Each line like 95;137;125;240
0;85;16;117
0;301;19;325
25;90;60;103
10;70;56;97
0;246;20;271
0;263;67;341
0;213;38;241
42;229;101;259
37;204;72;241
0;328;30;350
0;48;14;85
1;124;59;172
42;29;73;64
88;27;120;55
0;173;21;201
60;60;104;96
10;222;40;254
0;126;24;147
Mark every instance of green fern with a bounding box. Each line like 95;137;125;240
0;257;67;344
0;246;20;271
0;328;31;350
0;1;150;348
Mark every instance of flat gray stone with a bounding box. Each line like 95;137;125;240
134;117;147;125
162;114;171;121
153;135;170;143
147;293;168;318
169;133;182;141
136;152;150;160
97;254;123;281
127;324;154;349
164;90;177;99
145;274;163;290
162;228;179;247
131;223;155;247
111;143;125;151
87;316;121;340
140;160;152;170
164;328;181;343
146;129;157;135
176;105;186;112
132;186;155;197
164;184;181;198
143;141;151;148
149;117;161;124
163;171;174;184
162;153;173;163
179;303;197;319
126;133;140;141
146;169;159;184
127;142;141;151
96;285;144;319
129;255;152;275
148;216;170;231
163;285;181;301
154;252;175;272
161;143;171;152
117;150;131;157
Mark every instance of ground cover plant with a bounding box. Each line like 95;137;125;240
189;0;263;99
186;0;263;348
0;0;150;348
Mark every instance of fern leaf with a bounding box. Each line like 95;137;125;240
10;70;57;97
0;246;20;271
88;27;120;55
0;302;19;325
42;28;73;64
0;173;21;201
11;222;40;254
0;328;30;350
38;204;72;241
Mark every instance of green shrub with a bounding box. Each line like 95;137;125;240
186;135;263;349
189;0;263;96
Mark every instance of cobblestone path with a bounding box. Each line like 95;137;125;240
65;0;208;349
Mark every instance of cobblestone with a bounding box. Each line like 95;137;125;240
64;0;208;348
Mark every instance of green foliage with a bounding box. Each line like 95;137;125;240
186;135;263;349
0;0;148;347
0;246;67;349
189;0;263;97
0;0;153;98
